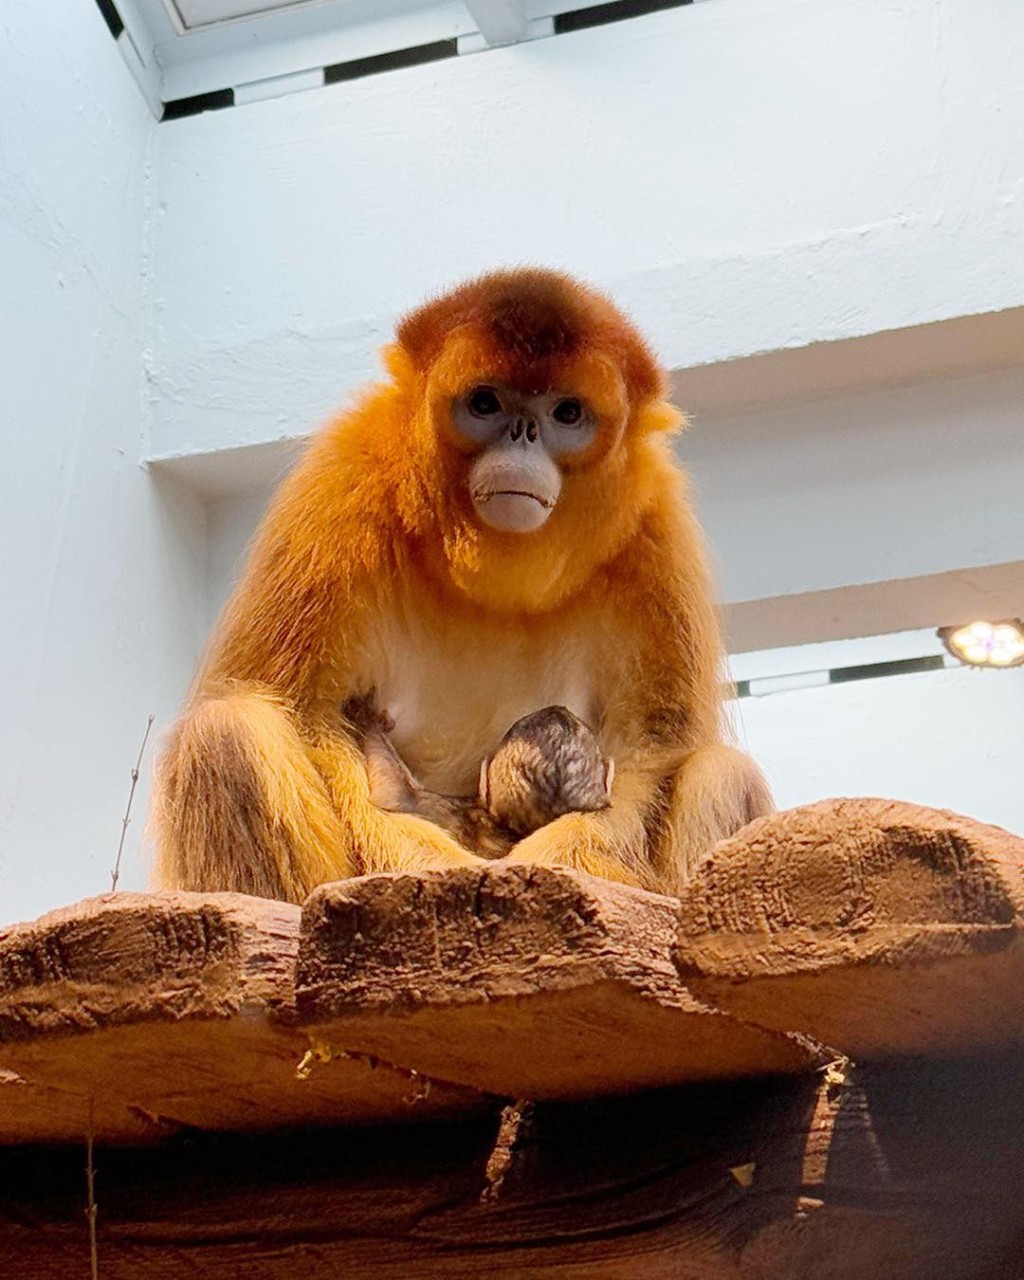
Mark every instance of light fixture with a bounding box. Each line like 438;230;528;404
938;619;1024;669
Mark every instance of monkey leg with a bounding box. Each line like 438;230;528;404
502;771;660;891
152;690;355;902
504;745;771;896
154;690;489;902
652;744;773;895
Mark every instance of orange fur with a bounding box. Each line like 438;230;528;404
152;268;771;901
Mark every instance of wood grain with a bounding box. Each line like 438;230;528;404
0;891;482;1142
1;1056;1023;1278
296;864;818;1099
675;799;1024;1056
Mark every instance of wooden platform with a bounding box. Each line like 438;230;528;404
1;798;1023;1277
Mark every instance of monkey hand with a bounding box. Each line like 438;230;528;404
367;809;490;874
502;811;649;890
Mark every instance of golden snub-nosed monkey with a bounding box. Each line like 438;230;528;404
152;268;772;902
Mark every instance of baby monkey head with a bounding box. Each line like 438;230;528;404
481;706;614;837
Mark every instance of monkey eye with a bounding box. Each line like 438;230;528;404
468;386;502;417
551;397;584;426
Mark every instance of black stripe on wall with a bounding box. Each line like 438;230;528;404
162;88;236;121
324;39;458;85
828;655;947;684
93;0;125;40
102;0;697;122
555;0;692;35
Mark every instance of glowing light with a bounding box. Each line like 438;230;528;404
939;619;1024;669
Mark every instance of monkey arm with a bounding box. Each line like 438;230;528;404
158;409;489;888
310;731;486;874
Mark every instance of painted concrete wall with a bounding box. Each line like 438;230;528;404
681;365;1024;606
734;663;1024;839
0;2;206;925
3;0;1022;926
148;0;1024;464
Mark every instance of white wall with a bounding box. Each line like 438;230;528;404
206;488;270;632
734;665;1024;840
0;2;206;925
148;0;1024;463
681;365;1024;605
3;0;1022;925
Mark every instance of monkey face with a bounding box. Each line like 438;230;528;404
392;270;680;611
450;383;598;533
423;329;633;541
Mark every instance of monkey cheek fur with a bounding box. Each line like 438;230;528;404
472;490;554;533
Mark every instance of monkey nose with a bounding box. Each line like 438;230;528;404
509;418;539;443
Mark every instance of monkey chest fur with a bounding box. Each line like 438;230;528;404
352;604;609;796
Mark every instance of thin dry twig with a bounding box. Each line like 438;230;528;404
111;714;155;893
481;1099;535;1203
86;1097;99;1280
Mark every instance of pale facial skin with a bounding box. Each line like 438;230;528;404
452;383;598;533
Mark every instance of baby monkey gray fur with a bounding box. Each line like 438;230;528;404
343;699;614;859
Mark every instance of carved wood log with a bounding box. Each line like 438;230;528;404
1;1056;1023;1278
296;865;819;1098
0;799;1022;1276
675;799;1024;1057
0;892;482;1143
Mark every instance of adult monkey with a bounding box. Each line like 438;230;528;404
153;269;771;902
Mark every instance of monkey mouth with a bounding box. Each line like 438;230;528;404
474;489;555;509
471;486;558;533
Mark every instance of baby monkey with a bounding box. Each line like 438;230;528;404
343;699;614;859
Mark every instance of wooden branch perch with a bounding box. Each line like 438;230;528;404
0;798;1022;1276
0;892;482;1143
296;864;819;1098
675;798;1024;1056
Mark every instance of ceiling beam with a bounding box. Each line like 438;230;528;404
724;562;1024;655
463;0;529;46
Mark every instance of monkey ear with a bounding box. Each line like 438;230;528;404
382;341;419;384
603;757;616;798
478;756;491;807
635;401;686;436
